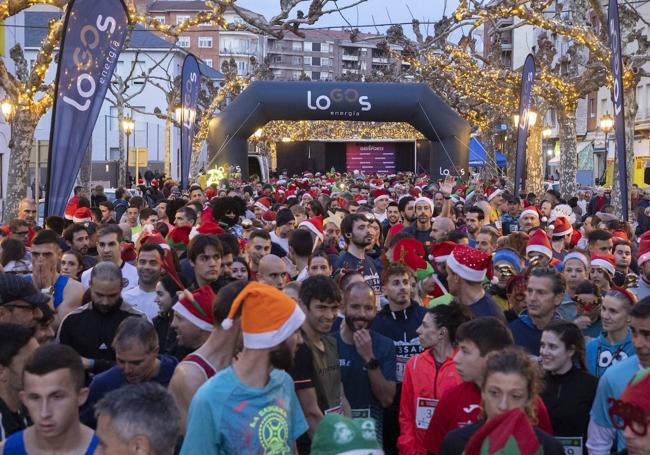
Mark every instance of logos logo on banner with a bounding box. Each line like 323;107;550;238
307;88;371;117
610;18;623;116
182;71;198;127
62;15;120;112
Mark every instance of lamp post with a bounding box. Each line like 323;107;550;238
1;99;15;124
123;116;135;188
599;114;614;186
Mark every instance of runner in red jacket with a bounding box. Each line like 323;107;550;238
398;301;470;455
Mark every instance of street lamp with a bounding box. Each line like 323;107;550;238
513;110;538;128
598;114;614;185
542;126;552;138
123;116;135;187
1;99;15;123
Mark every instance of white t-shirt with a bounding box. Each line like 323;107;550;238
122;286;158;321
81;261;139;293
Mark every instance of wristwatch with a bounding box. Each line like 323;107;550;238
365;358;380;370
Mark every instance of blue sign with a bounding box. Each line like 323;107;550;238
609;0;628;220
45;0;128;216
514;54;536;198
180;54;200;190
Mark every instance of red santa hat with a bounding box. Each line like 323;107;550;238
372;189;389;204
550;216;572;237
430;241;457;263
64;197;80;221
121;242;137;263
447;245;492;283
173;286;215;332
526;229;552;259
254;197;271;212
299;216;324;242
591;253;616;276
262;210;277;223
72;207;93;224
485;186;503;202
140;231;170;250
638;239;650;267
197;220;225;235
392;238;425;264
519;207;540;220
354;194;368;205
166;226;192;251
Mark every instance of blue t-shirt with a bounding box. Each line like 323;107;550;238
590;355;641;451
181;367;308;455
80;354;178;428
469;293;505;320
333;252;381;296
586;331;635;377
333;330;397;429
2;430;98;454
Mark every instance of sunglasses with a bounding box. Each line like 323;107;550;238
609;398;649;436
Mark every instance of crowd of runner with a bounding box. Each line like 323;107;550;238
1;170;650;454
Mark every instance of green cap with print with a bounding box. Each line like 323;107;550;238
310;414;383;455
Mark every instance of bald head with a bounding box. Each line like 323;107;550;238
257;254;288;289
18;198;37;226
431;217;456;242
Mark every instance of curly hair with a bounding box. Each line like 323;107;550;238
211;196;246;221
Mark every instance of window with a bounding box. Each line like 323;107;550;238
176;15;189;25
178;36;190;48
311;42;321;52
198;37;213;48
312;71;321;80
153;15;165;24
312;57;321;66
292;41;302;51
322;43;330;53
303;56;312;66
109;147;120;162
204;59;213;67
321;57;330;66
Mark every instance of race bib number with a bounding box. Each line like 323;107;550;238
325;404;344;415
556;437;582;455
351;409;370;419
416;397;438;429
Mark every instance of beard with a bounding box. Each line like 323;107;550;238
344;316;373;332
270;341;295;371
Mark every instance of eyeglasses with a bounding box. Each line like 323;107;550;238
609;398;650;436
11;230;29;236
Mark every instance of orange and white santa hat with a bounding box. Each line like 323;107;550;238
221;282;305;349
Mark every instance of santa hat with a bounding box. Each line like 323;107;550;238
591;253;616;276
392;238;425;266
563;251;590;270
612;229;629;242
197;220;225;236
254;197;271;212
638;239;650;267
140;231;170;250
299;216;324;242
485;186;503;202
387;223;404;238
550;216;573;237
73;207;93;224
262;210;277;223
430;241;457;263
166;225;192;251
221;282;305;349
550;204;576;225
519;207;539;220
121;242;137;263
372;189;389;204
64;197;80;221
354;194;368;205
447;245;492;283
465;408;542;455
526;229;552;259
173;286;215;332
415;197;434;212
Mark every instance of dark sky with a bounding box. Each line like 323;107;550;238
237;0;460;36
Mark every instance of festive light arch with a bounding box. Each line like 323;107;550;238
207;80;471;178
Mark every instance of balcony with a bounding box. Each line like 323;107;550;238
342;53;359;61
267;44;304;55
372;57;389;64
269;57;302;69
219;47;257;57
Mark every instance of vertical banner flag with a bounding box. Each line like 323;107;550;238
180;54;200;190
45;0;128;216
608;0;628;220
513;54;536;198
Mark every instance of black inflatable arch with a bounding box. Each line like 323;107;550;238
207;81;471;178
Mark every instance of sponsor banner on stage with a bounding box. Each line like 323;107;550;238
346;143;396;174
180;54;200;190
46;0;128;216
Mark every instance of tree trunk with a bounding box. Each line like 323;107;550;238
190;136;202;181
3;109;37;224
525;122;544;196
481;129;497;180
164;115;171;179
611;85;637;220
558;107;580;200
79;144;92;196
117;105;126;188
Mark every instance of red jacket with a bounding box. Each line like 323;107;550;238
398;349;462;455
